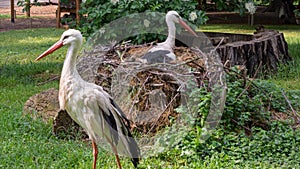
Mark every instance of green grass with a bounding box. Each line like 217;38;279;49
0;26;299;168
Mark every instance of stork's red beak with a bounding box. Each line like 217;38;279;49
179;19;198;37
35;41;64;61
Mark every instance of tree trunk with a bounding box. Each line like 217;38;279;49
10;0;14;23
216;29;292;76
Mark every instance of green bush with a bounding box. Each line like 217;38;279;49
219;69;298;131
79;0;208;42
197;122;300;167
172;66;300;167
175;66;300;150
152;121;300;168
212;0;249;15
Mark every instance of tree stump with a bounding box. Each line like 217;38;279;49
217;29;291;76
179;28;292;77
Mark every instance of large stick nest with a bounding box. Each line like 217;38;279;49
77;43;207;134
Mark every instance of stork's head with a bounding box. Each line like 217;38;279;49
35;29;83;61
166;10;198;37
166;11;182;24
60;29;83;46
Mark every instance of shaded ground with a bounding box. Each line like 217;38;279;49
0;5;57;32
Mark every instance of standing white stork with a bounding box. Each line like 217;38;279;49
140;10;198;63
35;29;140;169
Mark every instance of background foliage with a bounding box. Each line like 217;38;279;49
212;0;250;15
79;0;208;42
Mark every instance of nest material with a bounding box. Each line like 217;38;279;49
127;69;181;134
94;45;206;89
88;44;206;134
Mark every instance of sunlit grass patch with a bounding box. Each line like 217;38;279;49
0;28;65;64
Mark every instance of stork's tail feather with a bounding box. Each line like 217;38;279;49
132;157;140;168
119;120;141;168
109;98;141;167
127;134;141;168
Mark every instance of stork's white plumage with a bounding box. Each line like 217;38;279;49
141;11;198;63
35;29;140;169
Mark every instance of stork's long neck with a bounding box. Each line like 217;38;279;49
58;38;83;110
164;19;176;48
61;42;81;81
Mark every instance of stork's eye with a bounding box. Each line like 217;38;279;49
63;35;70;40
173;14;180;18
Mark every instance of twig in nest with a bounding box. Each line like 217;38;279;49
128;75;150;115
36;76;60;86
146;93;180;135
115;50;126;62
178;56;205;71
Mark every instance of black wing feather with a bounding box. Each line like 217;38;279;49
109;98;141;168
109;98;131;126
102;108;119;144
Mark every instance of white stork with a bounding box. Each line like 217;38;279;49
140;10;198;63
35;29;140;169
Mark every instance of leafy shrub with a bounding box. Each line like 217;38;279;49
251;80;300;112
207;68;298;131
153;121;300;168
196;122;300;166
176;66;300;146
212;0;252;15
79;0;208;42
173;67;300;167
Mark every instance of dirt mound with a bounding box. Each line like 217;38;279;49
23;88;88;139
23;88;59;121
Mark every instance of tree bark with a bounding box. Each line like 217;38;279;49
216;29;292;76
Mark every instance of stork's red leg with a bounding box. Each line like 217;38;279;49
105;136;122;169
92;140;98;169
113;147;122;169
